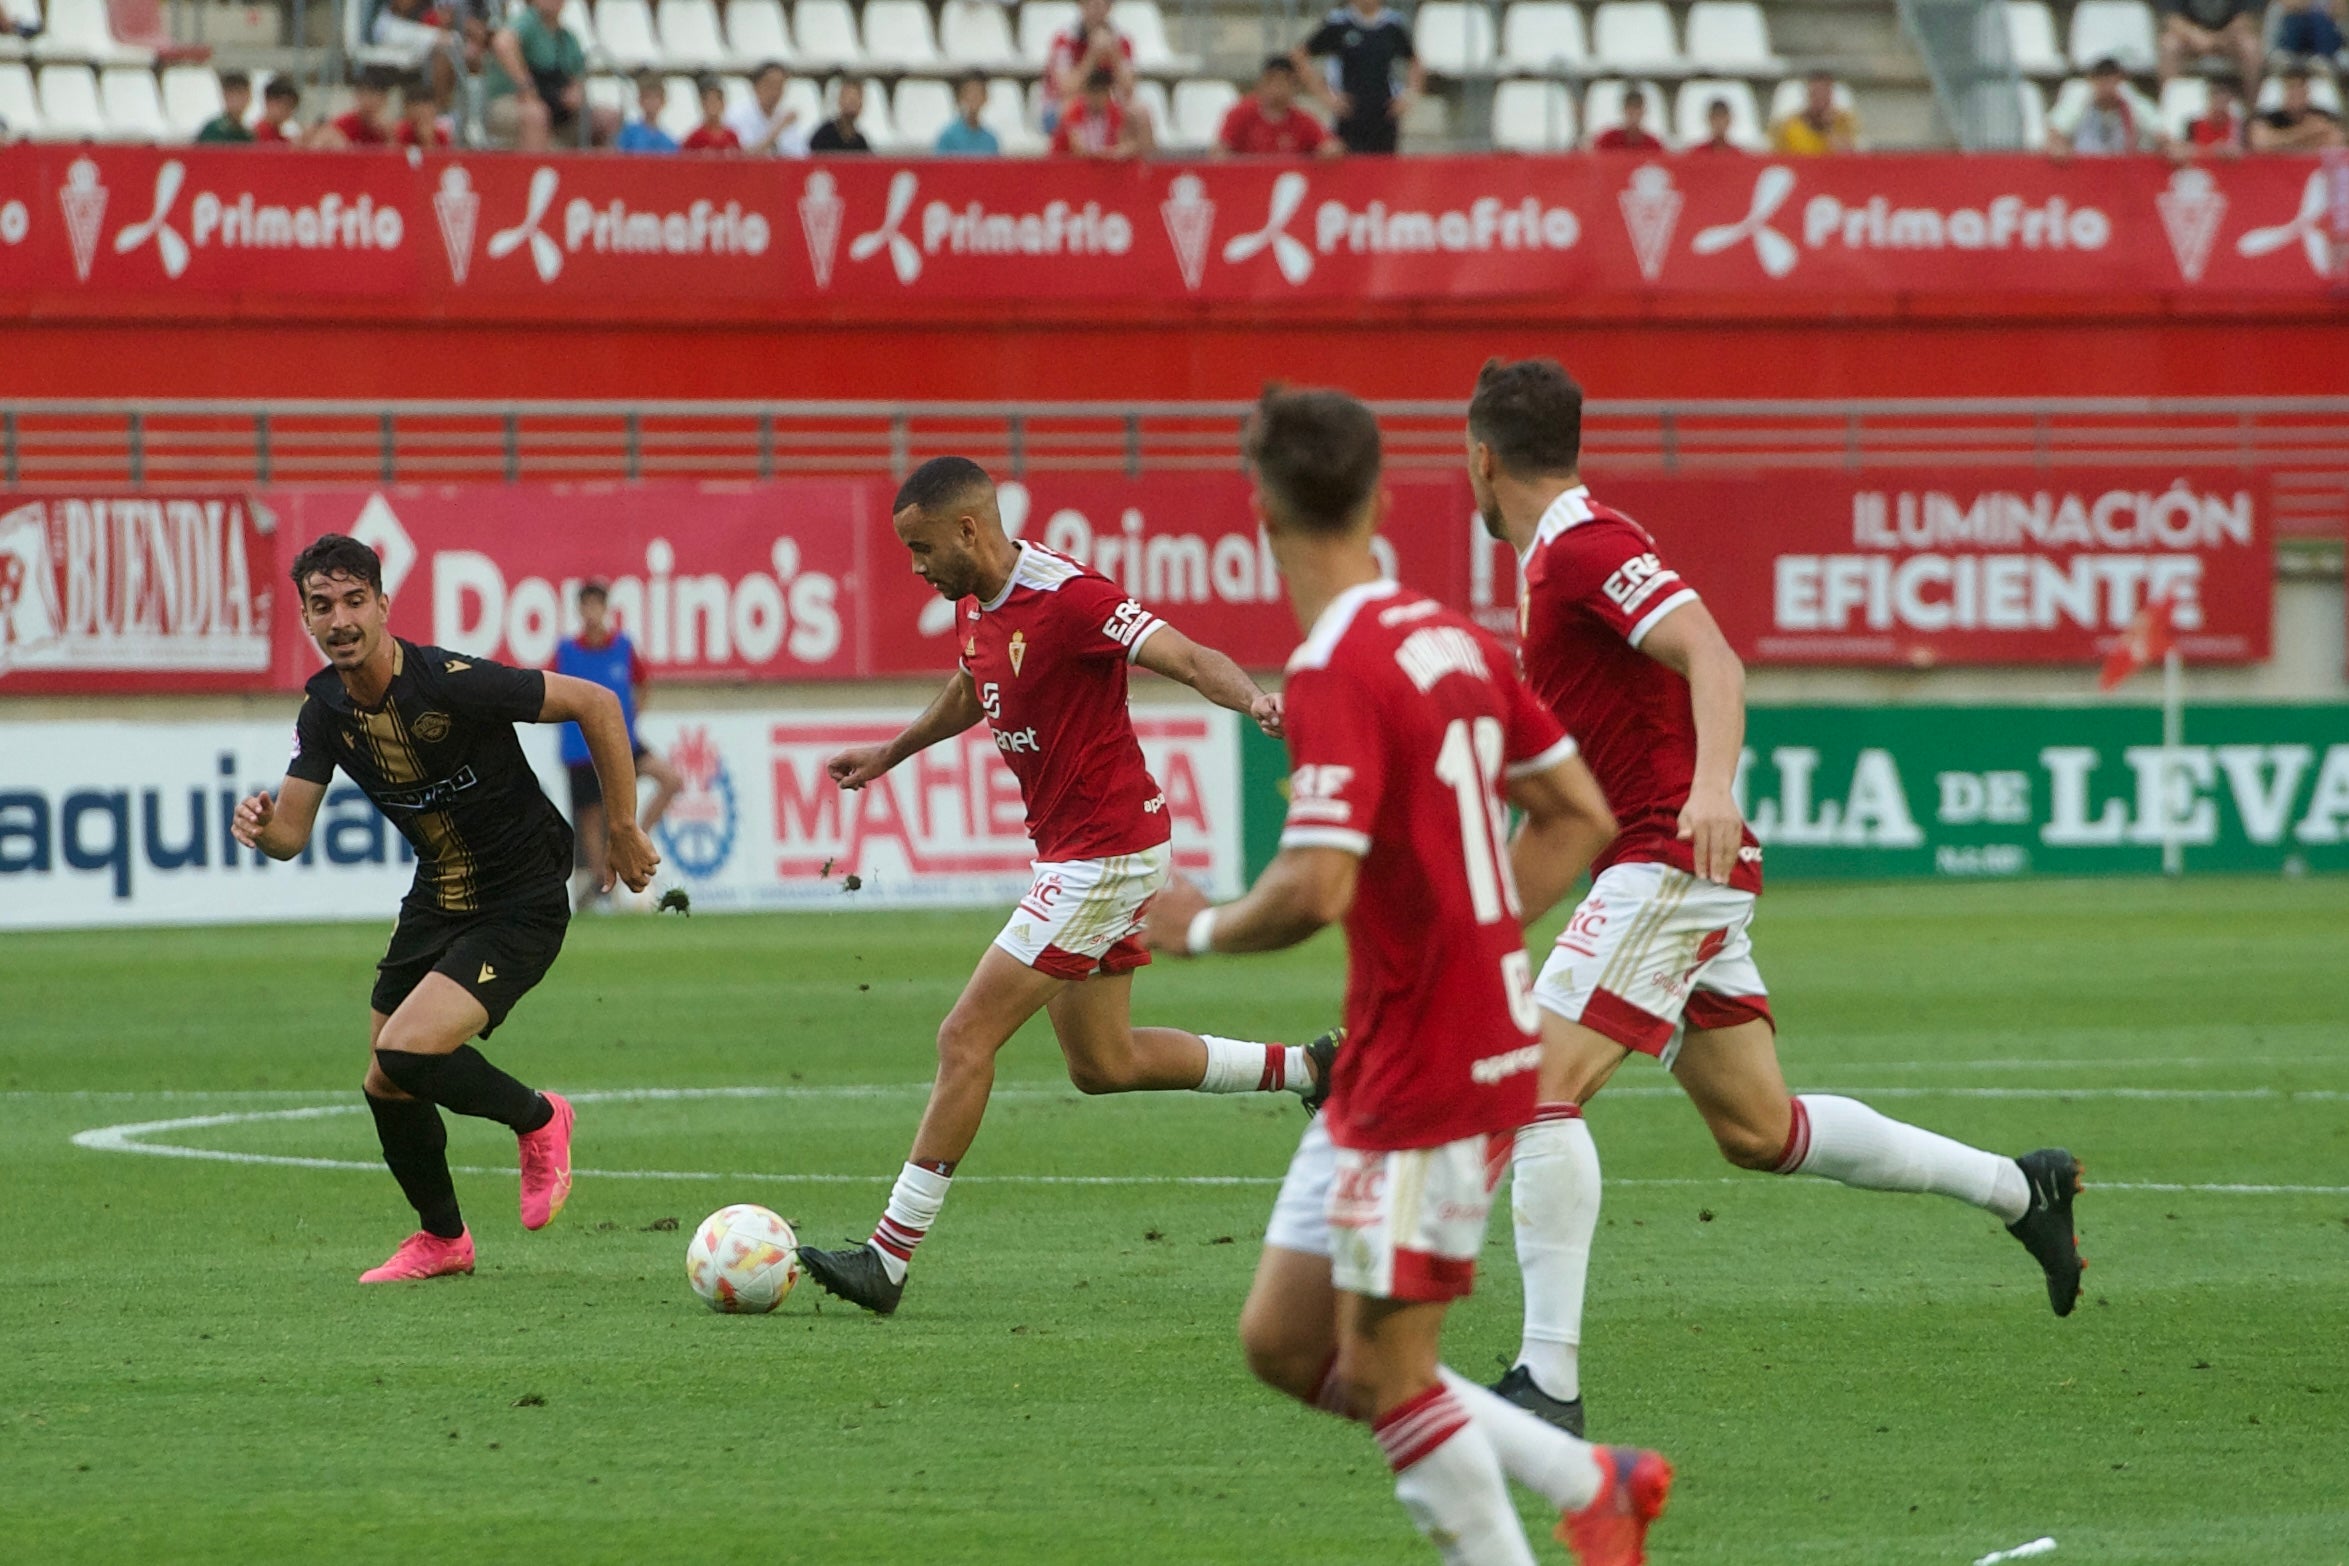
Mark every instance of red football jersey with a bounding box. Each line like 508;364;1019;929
957;543;1172;863
1518;486;1762;893
1281;581;1575;1151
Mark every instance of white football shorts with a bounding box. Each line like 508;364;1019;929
991;843;1171;981
1532;860;1773;1068
1264;1118;1514;1303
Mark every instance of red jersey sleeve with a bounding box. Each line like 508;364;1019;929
1055;573;1166;664
1546;522;1700;650
1498;661;1576;780
1277;665;1384;857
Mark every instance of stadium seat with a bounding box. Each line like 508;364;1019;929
2156;74;2206;138
793;0;866;70
1682;1;1781;74
559;0;602;59
1675;77;1763;145
32;0;149;64
2258;71;2342;113
2014;77;2046;145
862;0;944;71
1590;1;1684;74
1500;3;1589;76
1018;1;1078;67
0;62;44;136
1129;75;1169;135
0;2;28;63
984;75;1044;150
726;0;796;68
1582;75;1666;137
98;62;164;138
891;75;955;145
940;0;1020;69
2003;0;2068;76
655;0;732;71
159;62;221;137
585;71;628;117
35;61;107;137
658;71;702;138
2066;0;2157;73
1170;76;1237;146
1111;1;1196;73
1416;2;1498;76
1491;77;1576;148
592;0;663;70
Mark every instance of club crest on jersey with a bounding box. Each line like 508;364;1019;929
1009;630;1028;676
412;711;453;743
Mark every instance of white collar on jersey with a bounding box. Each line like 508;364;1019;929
1523;485;1596;564
1287;577;1401;673
978;541;1034;613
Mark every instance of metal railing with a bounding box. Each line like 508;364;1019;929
3;396;2346;534
1897;0;2030;150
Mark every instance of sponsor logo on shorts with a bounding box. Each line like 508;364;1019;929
477;963;498;984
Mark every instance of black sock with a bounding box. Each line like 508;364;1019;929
373;1046;553;1133
365;1093;465;1239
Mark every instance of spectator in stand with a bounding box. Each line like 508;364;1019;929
616;72;679;152
370;0;460;106
196;70;255;143
1216;55;1338;156
1297;0;1422;155
2187;73;2248;153
1042;0;1135;132
935;71;1001;155
315;67;397;148
810;78;875;151
727;61;812;155
485;0;618;150
684;75;742;150
252;78;303;143
2250;61;2347;148
2048;57;2164;155
394;71;453;147
1591;85;1666;149
2273;0;2348;67
1688;95;1744;151
1;0;39;41
1771;71;1859;153
1052;63;1151;157
2156;0;2264;89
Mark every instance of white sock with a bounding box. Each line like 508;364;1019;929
1439;1368;1603;1511
1376;1387;1538;1566
869;1161;953;1284
1194;1035;1304;1095
1783;1094;2031;1223
1510;1105;1598;1401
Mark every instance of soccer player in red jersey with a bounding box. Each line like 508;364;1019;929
1144;390;1669;1566
1465;359;2087;1437
796;458;1326;1315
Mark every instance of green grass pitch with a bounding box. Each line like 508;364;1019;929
4;879;2346;1564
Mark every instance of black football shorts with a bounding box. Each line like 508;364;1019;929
372;887;571;1037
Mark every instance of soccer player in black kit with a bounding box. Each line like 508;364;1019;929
233;535;661;1282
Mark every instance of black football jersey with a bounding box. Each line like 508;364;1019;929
288;640;572;913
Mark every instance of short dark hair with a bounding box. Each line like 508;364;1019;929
1084;64;1116;93
355;64;398;93
755;60;788;83
2088;55;2124;77
2209;73;2243;96
1243;387;1382;534
2276;60;2314;82
633;69;663;93
578;579;610;605
264;78;300;104
1707;97;1732;117
1262;53;1298;78
894;456;994;516
218;70;251;92
957;69;988;94
1468;358;1584;478
1621;86;1646;108
696;73;725;97
290;534;384;595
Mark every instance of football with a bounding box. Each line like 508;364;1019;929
685;1203;801;1314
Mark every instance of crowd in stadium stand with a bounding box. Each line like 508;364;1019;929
0;0;2342;154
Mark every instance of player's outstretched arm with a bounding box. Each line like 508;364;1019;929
828;672;986;790
232;778;328;861
1140;846;1358;959
1133;626;1283;737
1637;598;1749;885
542;672;661;892
1507;753;1617;924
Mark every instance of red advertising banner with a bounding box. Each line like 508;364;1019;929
1;146;2340;319
0;492;275;693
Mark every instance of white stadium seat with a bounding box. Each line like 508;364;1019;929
591;0;664;70
1170;77;1237;146
726;0;796;68
1675;77;1764;145
559;0;602;58
32;0;150;65
2003;0;2068;76
655;0;732;70
1111;0;1195;72
1415;2;1499;76
2066;0;2157;73
1590;1;1684;74
2258;71;2342;113
1018;1;1079;66
159;63;223;137
1682;1;1781;74
2015;78;2046;145
793;0;866;70
586;71;628;116
1129;75;1168;134
891;75;956;145
940;0;1020;69
658;71;703;138
984;75;1044;151
98;63;165;139
0;62;45;137
2157;75;2207;138
1501;3;1589;75
35;61;107;138
862;0;944;71
1581;75;1666;137
1491;78;1576;148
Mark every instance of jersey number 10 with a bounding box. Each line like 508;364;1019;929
1434;716;1540;1032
